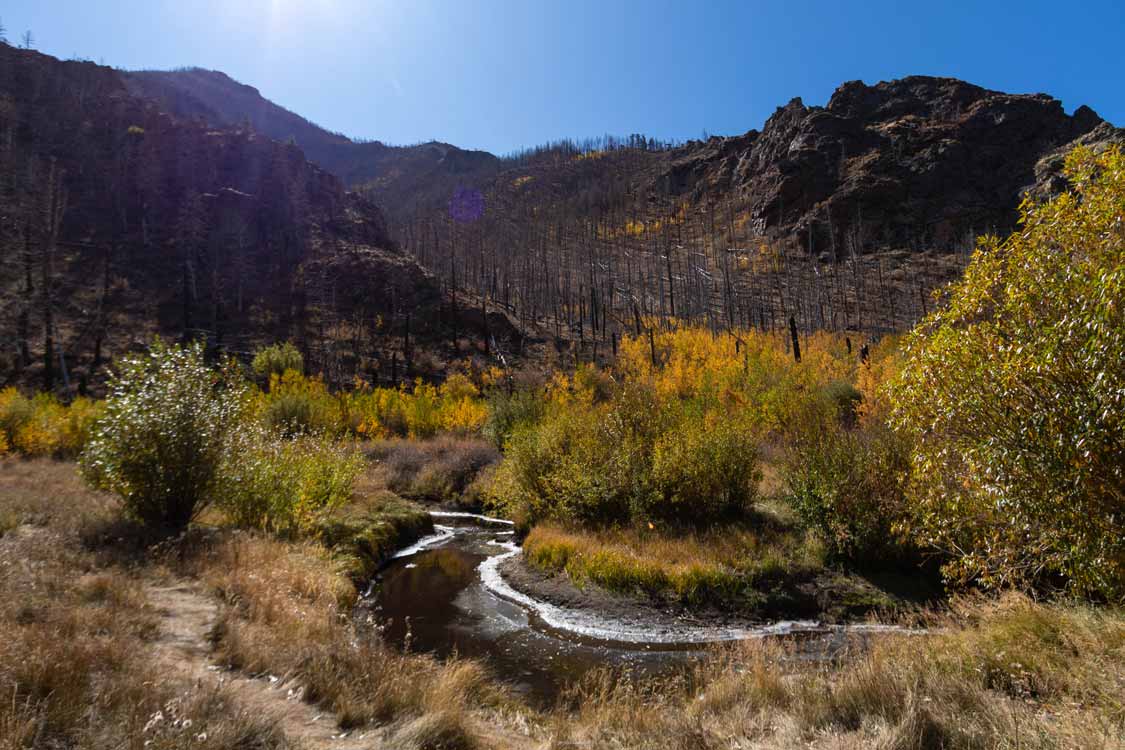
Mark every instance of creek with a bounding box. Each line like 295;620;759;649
371;512;903;703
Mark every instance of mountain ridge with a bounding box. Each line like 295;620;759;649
0;46;518;392
127;66;1122;253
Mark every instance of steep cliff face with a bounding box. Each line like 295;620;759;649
660;76;1120;253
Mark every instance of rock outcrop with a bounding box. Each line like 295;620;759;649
661;76;1120;254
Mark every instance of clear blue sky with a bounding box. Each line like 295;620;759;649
5;0;1123;154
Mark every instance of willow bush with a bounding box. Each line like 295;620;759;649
80;341;246;530
891;145;1125;599
219;424;363;536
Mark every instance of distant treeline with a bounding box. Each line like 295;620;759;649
500;133;685;166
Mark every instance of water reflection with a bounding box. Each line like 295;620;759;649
373;521;697;703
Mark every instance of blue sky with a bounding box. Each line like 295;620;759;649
5;0;1123;154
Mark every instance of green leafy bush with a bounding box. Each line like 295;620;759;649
80;341;246;530
251;341;304;383
783;423;912;562
821;379;863;427
482;387;545;449
890;145;1125;598
219;425;362;536
490;382;760;528
261;370;339;436
648;412;760;522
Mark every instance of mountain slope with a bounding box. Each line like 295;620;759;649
392;76;1122;340
124;68;503;218
0;47;516;392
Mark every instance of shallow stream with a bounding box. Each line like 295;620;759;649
370;513;902;702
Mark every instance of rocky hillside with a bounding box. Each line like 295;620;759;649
123;68;1122;257
5;51;1119;392
657;76;1121;252
474;77;1120;254
0;46;517;393
390;76;1121;342
124;68;503;218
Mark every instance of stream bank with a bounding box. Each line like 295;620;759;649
368;513;918;702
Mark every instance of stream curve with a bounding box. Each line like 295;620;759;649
371;512;912;701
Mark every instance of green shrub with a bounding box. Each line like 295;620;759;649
647;412;760;522
0;387;35;450
783;423;912;562
491;382;759;528
890;146;1125;598
482;387;545;448
251;341;304;383
220;425;363;536
261;370;339;436
79;340;246;530
821;379;863;427
264;391;316;435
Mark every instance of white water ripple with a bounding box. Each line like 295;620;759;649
477;541;831;645
391;525;457;559
408;512;916;646
429;511;515;526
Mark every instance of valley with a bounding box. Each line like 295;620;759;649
1;18;1123;750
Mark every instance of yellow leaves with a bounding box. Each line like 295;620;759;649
439;397;489;435
889;145;1125;599
0;388;102;458
478;366;507;389
575;149;607;161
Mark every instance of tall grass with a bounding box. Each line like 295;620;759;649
554;596;1125;749
192;534;510;736
524;522;825;606
0;462;291;750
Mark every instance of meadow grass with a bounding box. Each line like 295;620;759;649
2;458;1123;749
189;532;514;740
555;595;1125;749
523;519;826;607
0;458;292;750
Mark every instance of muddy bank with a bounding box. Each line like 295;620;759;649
498;552;925;629
498;555;770;633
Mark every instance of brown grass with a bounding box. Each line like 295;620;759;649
189;532;514;735
0;459;290;750
0;457;117;532
552;595;1125;749
369;436;500;508
3;457;1122;750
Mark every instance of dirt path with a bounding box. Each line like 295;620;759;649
146;582;382;749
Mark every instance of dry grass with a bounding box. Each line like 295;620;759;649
552;595;1125;749
523;519;825;606
0;457;117;533
4;458;1122;750
0;459;291;750
369;436;500;508
190;532;516;735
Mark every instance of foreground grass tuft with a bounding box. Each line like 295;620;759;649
553;595;1125;749
0;460;292;750
191;532;511;735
